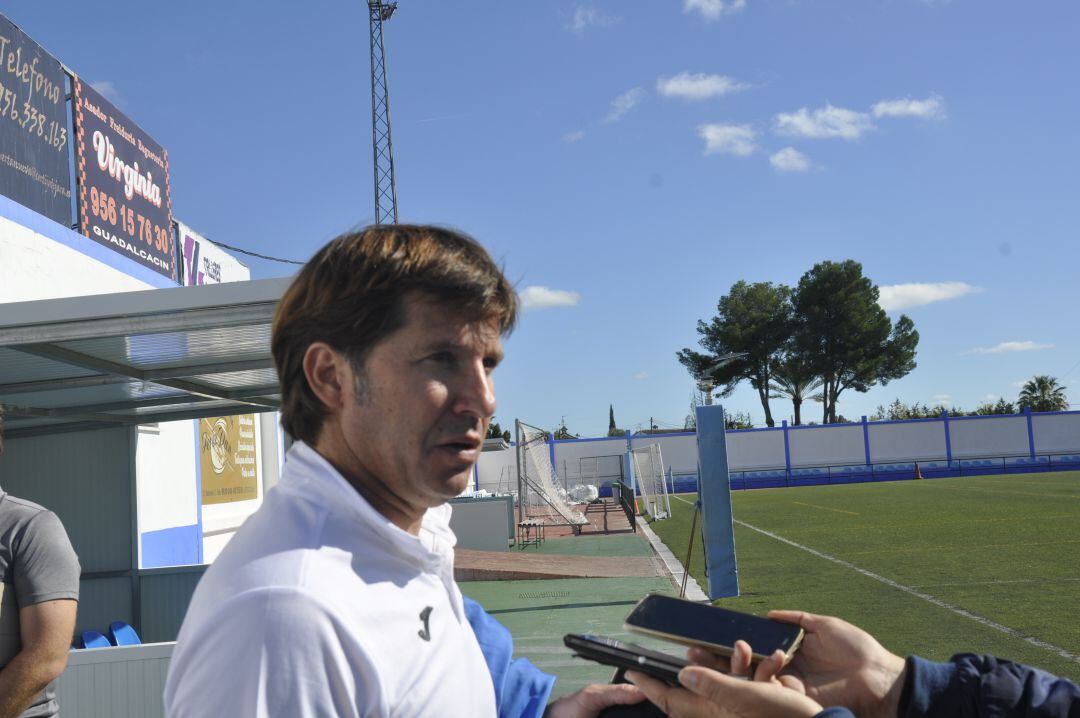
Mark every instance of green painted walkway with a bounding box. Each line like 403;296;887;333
530;533;654;558
464;576;677;698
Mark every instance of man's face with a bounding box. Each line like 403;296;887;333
333;295;503;509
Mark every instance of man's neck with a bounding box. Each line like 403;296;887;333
309;437;425;536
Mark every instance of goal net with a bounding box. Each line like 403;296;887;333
516;420;587;527
631;443;671;520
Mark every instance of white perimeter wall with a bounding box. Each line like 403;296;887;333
726;429;785;470
1032;413;1080;454
789;424;864;467
473;411;1080;491
556;438;627;484
949;415;1028;457
867;420;947;462
476;448;519;494
631;434;698;475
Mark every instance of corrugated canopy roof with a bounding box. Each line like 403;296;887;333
0;278;291;438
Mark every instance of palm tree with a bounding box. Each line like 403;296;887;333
769;355;824;425
1017;375;1068;413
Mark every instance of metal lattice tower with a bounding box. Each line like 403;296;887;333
368;1;399;225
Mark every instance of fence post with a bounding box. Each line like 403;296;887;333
942;410;952;467
1025;407;1036;460
548;433;557;477
861;416;871;468
782;420;792;486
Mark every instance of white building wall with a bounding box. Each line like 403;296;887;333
201;413;265;563
0;206;162;302
135;422;198;564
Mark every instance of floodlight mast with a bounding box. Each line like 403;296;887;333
699;351;748;406
368;1;399;225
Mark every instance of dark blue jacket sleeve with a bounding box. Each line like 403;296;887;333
464;596;557;718
900;653;1080;717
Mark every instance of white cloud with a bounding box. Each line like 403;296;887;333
774;104;874;140
519;286;581;311
968;341;1054;355
562;130;586;143
770;147;811;173
983;394;999;402
698;123;757;156
683;0;747;21
603;87;646;123
567;7;620;34
634;372;650;380
656;73;749;101
90;80;124;107
932;394;951;404
1012;379;1027;388
877;281;982;311
872;94;946;120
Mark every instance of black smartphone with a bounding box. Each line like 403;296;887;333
563;634;688;684
623;594;804;664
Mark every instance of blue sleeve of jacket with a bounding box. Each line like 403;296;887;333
900;653;1080;717
463;596;557;718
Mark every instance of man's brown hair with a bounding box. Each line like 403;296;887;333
271;224;517;445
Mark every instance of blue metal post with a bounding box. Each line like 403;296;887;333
1025;407;1036;459
942;410;952;466
861;415;871;467
695;404;739;599
782;420;792;484
473;463;479;492
193;425;204;565
548;433;557;477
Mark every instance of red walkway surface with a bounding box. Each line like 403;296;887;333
454;548;661;581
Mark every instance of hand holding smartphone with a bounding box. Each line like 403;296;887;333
623;593;805;665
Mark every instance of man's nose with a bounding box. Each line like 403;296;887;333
454;361;496;419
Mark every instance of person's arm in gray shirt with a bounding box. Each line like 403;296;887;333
0;510;79;718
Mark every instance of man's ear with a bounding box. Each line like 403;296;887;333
303;342;349;412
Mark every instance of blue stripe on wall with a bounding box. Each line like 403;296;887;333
141;524;201;569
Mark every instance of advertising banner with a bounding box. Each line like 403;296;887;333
0;14;71;226
73;77;175;280
176;220;250;286
199;415;259;505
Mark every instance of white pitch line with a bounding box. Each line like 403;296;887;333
735;519;1080;665
671;494;695;506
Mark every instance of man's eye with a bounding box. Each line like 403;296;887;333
430;352;455;365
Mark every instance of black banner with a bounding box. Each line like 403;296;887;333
0;14;72;226
74;77;175;280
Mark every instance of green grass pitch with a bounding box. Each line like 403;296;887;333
647;471;1080;681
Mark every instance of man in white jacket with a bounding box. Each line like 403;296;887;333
164;225;644;718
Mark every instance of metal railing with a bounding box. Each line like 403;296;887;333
729;452;1080;489
611;481;636;531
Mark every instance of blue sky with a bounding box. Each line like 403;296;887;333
9;1;1079;435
